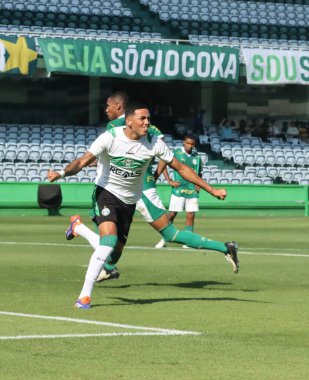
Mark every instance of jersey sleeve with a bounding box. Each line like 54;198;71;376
148;124;164;138
197;154;203;176
155;138;174;163
88;131;112;156
173;149;182;160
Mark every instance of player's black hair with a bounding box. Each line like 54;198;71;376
125;102;149;118
109;91;130;108
184;135;196;142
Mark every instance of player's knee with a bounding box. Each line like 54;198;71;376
99;235;118;248
160;223;178;242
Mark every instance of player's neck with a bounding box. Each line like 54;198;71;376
123;127;141;141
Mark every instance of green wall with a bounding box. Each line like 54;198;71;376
0;183;308;216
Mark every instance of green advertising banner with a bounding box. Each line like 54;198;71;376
242;48;309;85
0;36;38;75
39;38;239;83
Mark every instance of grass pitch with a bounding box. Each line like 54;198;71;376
0;215;308;380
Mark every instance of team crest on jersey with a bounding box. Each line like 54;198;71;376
125;158;133;167
192;159;197;165
102;206;110;216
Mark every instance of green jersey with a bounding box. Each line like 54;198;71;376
171;148;202;199
106;115;125;131
104;118;165;190
143;124;164;190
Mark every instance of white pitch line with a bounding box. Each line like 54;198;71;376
0;331;193;340
237;251;309;257
0;241;87;248
0;311;200;336
128;246;309;257
0;241;308;257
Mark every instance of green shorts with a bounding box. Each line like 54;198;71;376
136;188;167;223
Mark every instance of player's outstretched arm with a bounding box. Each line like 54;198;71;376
154;161;180;187
47;151;96;182
168;157;227;200
154;159;167;180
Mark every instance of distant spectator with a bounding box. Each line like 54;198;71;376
239;119;253;138
267;119;285;140
285;121;300;139
252;119;269;142
188;106;204;135
218;118;238;142
298;121;309;142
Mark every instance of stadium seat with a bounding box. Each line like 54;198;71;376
18;175;30;182
5;175;18;182
67;177;79;183
27;168;39;177
30;175;43;182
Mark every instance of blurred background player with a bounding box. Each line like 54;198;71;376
156;135;202;249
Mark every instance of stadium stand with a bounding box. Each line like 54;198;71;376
0;0;162;40
0;0;307;48
0;122;308;185
140;0;309;48
0;0;308;188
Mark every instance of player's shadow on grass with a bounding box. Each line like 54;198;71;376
101;280;258;293
102;280;229;289
92;295;266;308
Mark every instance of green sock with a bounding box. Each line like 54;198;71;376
105;250;122;270
161;223;227;253
104;262;116;271
184;225;194;233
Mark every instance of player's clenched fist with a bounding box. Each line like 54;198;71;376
47;170;61;182
213;188;227;200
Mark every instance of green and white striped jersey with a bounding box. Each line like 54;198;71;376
88;127;173;204
106;116;165;191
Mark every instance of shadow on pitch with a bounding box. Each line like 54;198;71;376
99;280;258;293
91;295;267;308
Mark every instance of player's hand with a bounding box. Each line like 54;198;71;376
213;188;227;200
47;170;61;182
169;180;180;188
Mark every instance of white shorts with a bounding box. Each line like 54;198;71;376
169;194;199;212
136;188;167;223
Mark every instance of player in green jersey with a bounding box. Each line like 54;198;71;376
156;135;202;249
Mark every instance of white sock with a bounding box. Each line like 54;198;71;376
78;245;113;299
75;223;100;250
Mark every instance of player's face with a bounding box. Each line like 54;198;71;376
183;138;196;153
127;108;150;137
105;97;120;120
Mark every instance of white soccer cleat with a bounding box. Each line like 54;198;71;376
155;239;166;249
96;268;120;282
182;245;190;249
224;241;239;273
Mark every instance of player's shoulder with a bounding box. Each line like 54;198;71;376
174;147;183;154
192;150;200;157
145;129;162;144
106;116;125;131
148;124;163;137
